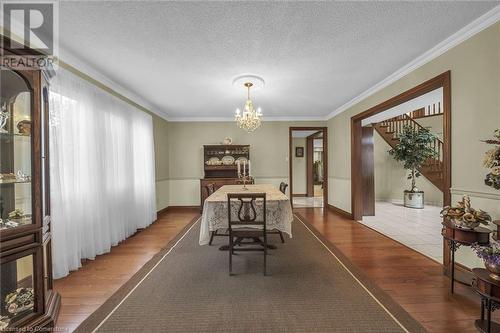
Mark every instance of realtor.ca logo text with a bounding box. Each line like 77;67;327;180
1;1;59;70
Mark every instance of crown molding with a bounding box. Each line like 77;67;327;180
58;46;170;121
325;4;500;120
167;115;327;122
0;26;170;120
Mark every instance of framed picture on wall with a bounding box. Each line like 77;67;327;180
295;147;304;157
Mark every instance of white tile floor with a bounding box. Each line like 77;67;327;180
359;201;444;263
293;196;324;208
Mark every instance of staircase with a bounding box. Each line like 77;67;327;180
408;101;443;119
372;113;444;191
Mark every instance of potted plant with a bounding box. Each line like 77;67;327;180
472;242;500;280
440;195;491;229
388;125;438;208
313;160;322;182
483;129;500;190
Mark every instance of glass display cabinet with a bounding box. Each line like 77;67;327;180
0;37;60;331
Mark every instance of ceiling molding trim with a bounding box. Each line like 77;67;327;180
57;46;171;121
167;115;327;122
1;26;170;120
325;4;500;121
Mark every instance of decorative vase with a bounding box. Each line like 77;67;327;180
485;261;500;280
485;172;500;190
403;190;424;209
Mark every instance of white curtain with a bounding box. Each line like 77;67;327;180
49;68;156;279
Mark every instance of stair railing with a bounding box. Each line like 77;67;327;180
408;102;442;119
379;114;443;176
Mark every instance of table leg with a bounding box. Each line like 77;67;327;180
481;298;485;321
451;241;455;294
487;299;492;333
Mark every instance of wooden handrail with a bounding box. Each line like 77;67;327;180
408;102;442;119
378;113;443;169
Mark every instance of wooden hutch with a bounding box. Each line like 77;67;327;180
0;37;60;330
200;144;254;211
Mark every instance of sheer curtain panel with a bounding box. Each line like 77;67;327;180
49;68;156;279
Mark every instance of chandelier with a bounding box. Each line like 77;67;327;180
235;82;263;132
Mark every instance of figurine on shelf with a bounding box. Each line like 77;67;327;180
16;171;30;182
0;102;9;133
236;159;252;190
16;120;31;136
8;209;24;220
440;195;491;229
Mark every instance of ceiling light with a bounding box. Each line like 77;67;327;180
234;81;263;132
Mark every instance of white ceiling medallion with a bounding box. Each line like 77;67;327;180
232;74;265;89
233;74;264;133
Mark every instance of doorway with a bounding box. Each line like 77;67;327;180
289;127;328;208
359;88;446;262
351;72;452;268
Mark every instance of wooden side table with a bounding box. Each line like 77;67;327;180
472;268;500;333
442;220;491;293
491;220;500;242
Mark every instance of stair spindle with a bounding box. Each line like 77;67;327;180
438;142;441;164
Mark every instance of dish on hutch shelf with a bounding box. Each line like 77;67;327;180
236;156;248;164
206;157;222;166
221;155;235;165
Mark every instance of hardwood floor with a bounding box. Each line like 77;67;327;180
53;208;200;332
54;206;492;332
295;207;496;333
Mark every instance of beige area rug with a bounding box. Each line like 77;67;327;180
75;216;426;333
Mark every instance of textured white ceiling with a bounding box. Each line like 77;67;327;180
58;1;498;120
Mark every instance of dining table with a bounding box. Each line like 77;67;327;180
199;184;293;246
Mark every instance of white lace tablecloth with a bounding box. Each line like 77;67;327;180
199;184;293;245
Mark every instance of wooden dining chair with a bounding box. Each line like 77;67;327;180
279;182;288;195
227;193;267;276
205;183;215;196
265;182;288;244
206;184;227;245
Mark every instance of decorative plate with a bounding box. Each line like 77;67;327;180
221;155;235;165
206;157;221;165
236;156;248;164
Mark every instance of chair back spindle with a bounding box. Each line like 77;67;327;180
279;182;288;195
227;193;268;275
205;183;215;197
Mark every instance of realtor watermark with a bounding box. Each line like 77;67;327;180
1;0;59;70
